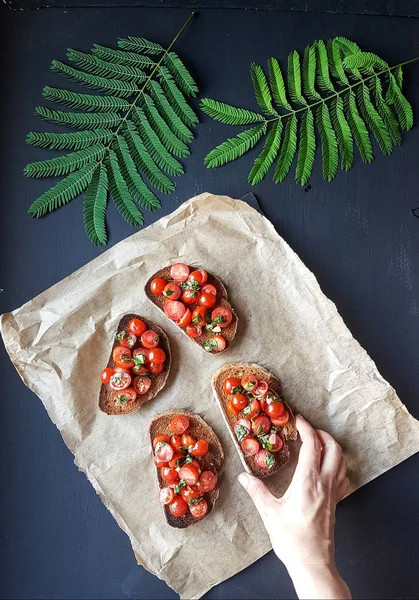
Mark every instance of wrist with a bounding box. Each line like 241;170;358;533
286;562;351;600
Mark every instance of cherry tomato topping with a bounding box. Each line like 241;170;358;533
197;269;208;284
237;418;252;431
170;263;190;283
113;346;134;368
115;330;137;348
211;307;233;329
266;401;285;420
133;347;149;361
203;335;226;353
154;456;169;468
170;415;190;434
188;458;202;474
161;467;179;484
127;318;147;337
232;393;249;412
241;375;259;393
164;300;186;321
242;398;260;419
178;464;200;485
177;307;192;328
132;365;149;375
155;441;174;462
252;415;271;435
163;282;182;300
198;291;217;309
114;367;131;374
169;496;188;517
191;306;208;327
181;485;202;502
116;387;137;404
266;432;283;452
241;436;260;456
227;398;241;416
153;434;171;449
189;498;208;519
133;376;152;395
191;439;209;457
109;371;131;390
271;411;290;427
159;487;174;505
201;284;217;296
141;330;160;348
198;471;217;492
181;433;196;448
188;270;204;284
100;367;115;385
168;451;184;469
182;289;201;305
255;449;276;470
148;362;164;375
170;434;183;452
150;278;167;296
223;377;241;394
147;347;166;364
186;324;202;338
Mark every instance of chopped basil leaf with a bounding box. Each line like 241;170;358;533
232;385;245;395
271;425;282;433
163;289;173;296
235;424;249;443
192;315;202;325
179;446;189;452
258;434;275;451
242;404;252;416
119;395;128;404
266;452;276;470
115;330;126;341
174;480;187;494
203;338;217;352
133;354;146;367
155;441;167;453
181;280;201;291
188;497;203;506
183;455;193;464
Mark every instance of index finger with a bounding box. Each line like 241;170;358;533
294;415;322;477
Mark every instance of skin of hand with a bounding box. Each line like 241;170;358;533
238;415;351;600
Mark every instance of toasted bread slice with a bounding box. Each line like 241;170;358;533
211;362;297;479
99;314;171;415
149;410;224;528
144;266;238;355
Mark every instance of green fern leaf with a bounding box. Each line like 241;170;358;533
248;120;283;185
26;129;114;151
344;90;373;163
394;66;403;89
113;136;161;212
51;60;140;97
250;62;278;116
91;44;155;68
149;80;194;143
131;107;184;176
343;51;389;74
142;93;190;157
67;49;146;82
267;57;292;110
163;52;198;97
107;150;144;227
287;50;307;105
315;40;335;93
83;164;108;246
158;66;199;127
369;76;401;145
200;98;264;125
42;86;130;112
28;164;96;217
334;37;361;55
317;104;338;182
386;73;413;131
357;84;393;155
24;144;106;178
330;97;353;171
273;114;298;183
327;39;349;85
204;123;267;169
302;44;321;101
117;36;163;55
295;109;316;186
35;106;120;129
124;120;175;194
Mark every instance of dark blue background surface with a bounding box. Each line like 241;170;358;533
1;5;419;599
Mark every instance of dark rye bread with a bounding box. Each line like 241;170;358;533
144;266;238;354
211;363;298;479
149;410;224;528
99;314;171;415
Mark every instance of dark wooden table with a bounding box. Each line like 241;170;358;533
1;4;419;599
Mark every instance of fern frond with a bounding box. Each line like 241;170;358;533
158;66;199;126
250;62;278;116
302;44;321;101
334;37;361;55
51;60;140;97
142;93;190;157
26;129;114;151
35;106;120;129
327;39;349;85
248;120;283;185
204;123;267;168
317;104;338;182
83;164;108;246
91;44;155;68
24;144;106;178
107;150;144;227
315;40;335;93
267;57;292;110
67;49;146;82
163;52;198;97
117;37;163;55
273;114;298;183
287;50;306;105
295;109;316;186
394;66;403;89
28;164;96;217
368;76;401;145
386;73;413;131
344;90;373;163
43;87;130;112
357;84;393;155
343;51;389;74
200;98;264;125
330;97;353;171
113;136;161;212
149;80;194;143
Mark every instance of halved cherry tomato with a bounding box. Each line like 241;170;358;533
255;449;275;470
159;486;174;505
168;451;184;469
170;435;183;452
266;401;285;420
227;398;240;416
150;278;167;296
182;289;201;305
154;441;174;462
191;306;208;327
241;436;260;456
188;458;201;474
267;432;283;452
223;377;241;394
189;498;208;519
127;318;147;337
148;362;164;375
201;284;217;296
141;330;160;348
241;374;258;393
170;415;190;434
211;307;233;329
198;471;217;492
198;291;217;309
271;411;290;427
181;485;202;502
188;269;208;285
113;346;135;369
178;464;200;485
116;387;137;404
170;263;190;282
169;496;188;517
242;398;260;419
164;300;186;321
191;439;209;457
132;365;149;375
177;307;192;328
253;381;269;398
186;324;202;338
232;393;249;412
133;376;152;395
109;371;131;390
154;456;169;468
181;433;196;448
203;335;226;353
133;347;149;361
153;434;171;449
252;415;271;435
147;347;166;364
161;467;179;484
163;282;181;300
115;330;137;348
115;367;131;374
100;367;115;385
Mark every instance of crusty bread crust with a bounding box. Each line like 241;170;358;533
144;266;238;355
149;410;224;528
99;314;171;415
211;362;297;479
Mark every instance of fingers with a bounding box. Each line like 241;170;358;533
337;476;350;501
336;454;347;485
294;415;322;477
238;472;275;516
316;429;343;478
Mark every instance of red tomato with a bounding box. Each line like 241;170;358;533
201;284;217;296
148;362;164;375
223;377;241;394
100;367;115;385
178;464;200;485
181;433;196;448
154;441;174;462
159;487;174;505
188;269;208;285
114;367;131;374
133;376;152;395
170;263;190;282
115;330;137;348
189;498;208;519
113;346;134;368
133;347;149;361
260;396;268;413
241;374;259;393
186;324;202;338
252;415;271;435
161;467;179;484
198;291;217;309
191;439;209;457
211;307;233;328
198;471;217;492
177;307;192;328
266;401;285;420
150;277;167;296
267;432;283;452
182;289;201;305
170;434;183;452
191;306;208;327
271;411;290;427
132;364;149;375
170;415;190;434
127;318;147;337
109;371;131;390
141;330;160;348
154;456;169;468
204;335;226;353
227;398;240;416
241;436;260;456
164;300;186;321
181;485;202;502
188;458;202;474
242;398;260;419
232;393;249;412
163;282;181;300
147;348;166;364
253;381;269;397
169;496;188;517
115;387;137;404
153;434;171;449
237;418;252;431
255;449;275;470
168;451;184;469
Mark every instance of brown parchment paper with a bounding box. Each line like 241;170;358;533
2;192;419;599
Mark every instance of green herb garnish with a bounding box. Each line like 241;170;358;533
266;452;275;470
174;480;187;494
235;424;249;443
203;338;218;352
188;496;203;506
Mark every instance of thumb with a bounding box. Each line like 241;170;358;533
238;472;274;516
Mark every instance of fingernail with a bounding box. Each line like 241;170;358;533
238;473;249;489
296;414;305;420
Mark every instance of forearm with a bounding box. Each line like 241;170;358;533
286;563;351;600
